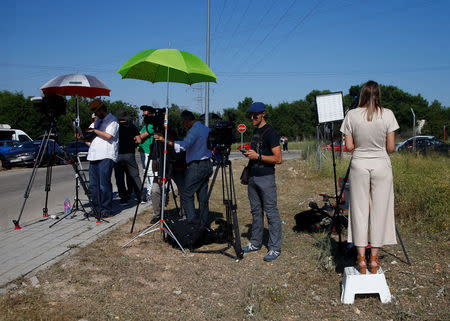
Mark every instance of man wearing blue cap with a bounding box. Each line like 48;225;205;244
242;102;283;261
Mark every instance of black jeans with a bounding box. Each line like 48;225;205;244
113;153;142;201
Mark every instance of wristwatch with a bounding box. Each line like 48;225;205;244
258;153;262;162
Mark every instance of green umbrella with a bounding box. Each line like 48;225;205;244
118;49;216;246
117;48;216;85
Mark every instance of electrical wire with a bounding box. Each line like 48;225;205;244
220;0;254;55
246;0;324;72
234;0;298;72
227;0;279;69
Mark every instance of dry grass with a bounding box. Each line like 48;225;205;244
1;158;449;320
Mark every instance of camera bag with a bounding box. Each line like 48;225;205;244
165;217;206;249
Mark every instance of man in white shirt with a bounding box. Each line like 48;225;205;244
85;99;119;218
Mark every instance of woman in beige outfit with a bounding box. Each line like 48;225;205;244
340;81;399;274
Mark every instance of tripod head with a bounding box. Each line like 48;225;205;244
211;144;231;166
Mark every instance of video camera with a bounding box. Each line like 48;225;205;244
31;94;67;120
141;105;166;133
207;120;237;150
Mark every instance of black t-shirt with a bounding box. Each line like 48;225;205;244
249;124;280;177
118;122;140;154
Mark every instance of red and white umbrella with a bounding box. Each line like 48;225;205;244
40;74;110;98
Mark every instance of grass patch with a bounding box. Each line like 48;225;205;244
0;157;448;320
306;152;450;235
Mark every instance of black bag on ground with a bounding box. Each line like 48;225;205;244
165;217;205;249
293;209;331;233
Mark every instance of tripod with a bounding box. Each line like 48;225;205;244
129;140;180;232
191;147;243;259
12;120;102;230
69;122;89;217
68;154;89;217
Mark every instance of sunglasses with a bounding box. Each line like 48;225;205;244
248;112;262;119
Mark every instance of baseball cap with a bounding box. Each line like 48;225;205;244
247;102;266;113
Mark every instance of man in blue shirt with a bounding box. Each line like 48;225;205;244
155;110;212;226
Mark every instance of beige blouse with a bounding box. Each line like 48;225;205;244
340;107;399;158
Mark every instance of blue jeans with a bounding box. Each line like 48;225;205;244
182;160;212;226
89;158;114;216
247;174;282;252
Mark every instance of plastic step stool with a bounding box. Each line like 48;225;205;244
341;266;392;304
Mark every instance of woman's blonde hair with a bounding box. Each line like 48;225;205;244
358;80;382;121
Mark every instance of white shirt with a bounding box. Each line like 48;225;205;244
87;113;119;162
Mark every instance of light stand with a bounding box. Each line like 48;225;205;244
68;96;90;218
123;68;187;254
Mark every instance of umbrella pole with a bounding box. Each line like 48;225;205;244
159;67;187;254
160;71;169;227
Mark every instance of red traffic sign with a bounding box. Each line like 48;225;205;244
237;124;247;133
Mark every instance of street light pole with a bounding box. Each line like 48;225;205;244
205;0;210;127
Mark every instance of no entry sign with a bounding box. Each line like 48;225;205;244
237;124;247;133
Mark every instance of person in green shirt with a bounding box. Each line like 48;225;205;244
135;105;155;203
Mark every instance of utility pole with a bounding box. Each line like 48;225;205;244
410;108;416;152
205;0;210;127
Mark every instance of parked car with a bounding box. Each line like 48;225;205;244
65;140;89;160
0;124;33;142
2;140;65;169
0;139;19;156
396;136;449;154
322;140;348;152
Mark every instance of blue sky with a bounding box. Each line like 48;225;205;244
1;0;449;114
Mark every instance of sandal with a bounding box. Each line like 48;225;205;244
370;255;380;274
356;255;367;274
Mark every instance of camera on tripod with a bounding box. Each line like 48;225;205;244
31;94;67;120
207;120;237;163
207;120;237;147
141;105;166;133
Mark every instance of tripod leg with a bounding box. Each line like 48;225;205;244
130;152;152;233
227;162;243;258
42;161;53;218
395;224;411;265
13;130;53;229
206;164;220;201
168;180;180;215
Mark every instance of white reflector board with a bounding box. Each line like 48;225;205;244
316;92;344;124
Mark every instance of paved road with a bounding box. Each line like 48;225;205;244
0;163;91;232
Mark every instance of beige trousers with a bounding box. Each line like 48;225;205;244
348;157;397;247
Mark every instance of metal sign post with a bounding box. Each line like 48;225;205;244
237;124;246;146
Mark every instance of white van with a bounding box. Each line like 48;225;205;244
0;124;33;142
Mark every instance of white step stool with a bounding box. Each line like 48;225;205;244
341;266;392;304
